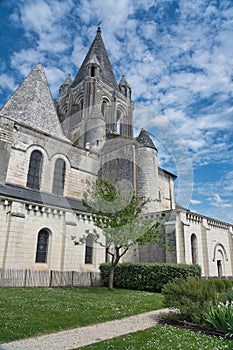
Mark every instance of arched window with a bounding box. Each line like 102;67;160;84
35;229;49;263
116;110;121;134
72;97;84;115
191;233;198;264
101;100;106;116
52;158;66;196
85;235;94;264
27;150;43;190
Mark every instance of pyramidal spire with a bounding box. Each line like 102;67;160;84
0;63;64;138
72;28;119;90
137;128;157;150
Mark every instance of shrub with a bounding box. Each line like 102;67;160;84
99;263;201;292
162;278;217;324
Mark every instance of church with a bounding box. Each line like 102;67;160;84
0;27;232;278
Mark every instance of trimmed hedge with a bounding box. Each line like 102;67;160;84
99;262;201;292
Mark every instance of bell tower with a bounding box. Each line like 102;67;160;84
56;27;134;152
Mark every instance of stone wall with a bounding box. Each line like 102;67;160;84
0;197;105;272
177;209;233;277
5;123;99;200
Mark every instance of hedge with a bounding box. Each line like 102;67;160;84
99;262;201;292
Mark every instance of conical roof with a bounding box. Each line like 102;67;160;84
137;128;157;150
72;28;119;91
0;63;64;138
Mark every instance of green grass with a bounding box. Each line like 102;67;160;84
78;324;233;350
0;287;163;343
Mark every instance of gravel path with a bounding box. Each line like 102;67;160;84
0;308;169;350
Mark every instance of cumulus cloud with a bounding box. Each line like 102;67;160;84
209;194;232;209
0;0;233;222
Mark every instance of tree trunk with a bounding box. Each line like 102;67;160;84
108;265;115;291
108;248;121;291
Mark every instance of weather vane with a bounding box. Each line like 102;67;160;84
97;21;102;32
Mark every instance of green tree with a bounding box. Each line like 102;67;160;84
72;179;160;290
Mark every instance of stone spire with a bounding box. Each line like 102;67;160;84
72;28;119;91
137;128;157;150
0;63;64;138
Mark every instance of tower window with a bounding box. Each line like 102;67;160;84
52;158;66;196
91;66;95;77
72;97;84;116
35;229;49;263
116;110;122;134
101;99;110;119
27;150;43;190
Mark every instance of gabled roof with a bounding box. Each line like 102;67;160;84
137;128;158;151
0;63;64;138
72;28;119;91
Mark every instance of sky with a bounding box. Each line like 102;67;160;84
0;0;232;224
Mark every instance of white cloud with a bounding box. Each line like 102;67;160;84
0;74;16;92
10;48;45;77
190;199;202;205
210;194;232;209
1;0;233;222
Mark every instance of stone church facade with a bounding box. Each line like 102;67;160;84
0;28;232;277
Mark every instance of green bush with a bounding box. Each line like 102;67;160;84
99;263;201;292
162;278;229;324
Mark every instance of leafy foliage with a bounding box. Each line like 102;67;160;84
162;278;233;324
162;278;217;324
73;178;161;290
204;301;233;336
100;263;201;292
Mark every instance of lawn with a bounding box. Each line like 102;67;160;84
78;324;233;350
0;287;163;343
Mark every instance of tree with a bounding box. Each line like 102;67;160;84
72;178;160;290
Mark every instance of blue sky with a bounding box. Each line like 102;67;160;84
0;0;232;223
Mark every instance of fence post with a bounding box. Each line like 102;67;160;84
71;271;74;288
24;269;28;287
49;270;53;288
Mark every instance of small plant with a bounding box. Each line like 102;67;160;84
204;301;233;336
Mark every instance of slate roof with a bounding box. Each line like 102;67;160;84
101;136;132;155
0;184;87;212
72;28;119;91
137;128;158;150
0;63;64;138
